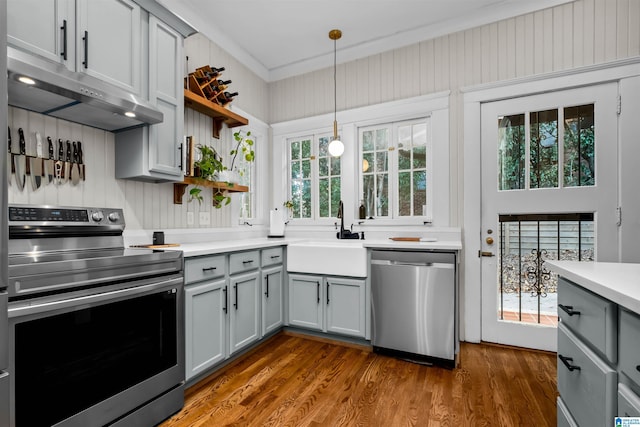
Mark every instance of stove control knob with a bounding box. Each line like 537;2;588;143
92;211;104;222
108;212;120;223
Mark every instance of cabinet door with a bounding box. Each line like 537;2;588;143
262;266;283;336
325;277;366;338
7;0;74;65
229;271;260;355
76;0;141;93
185;279;227;380
148;16;184;177
288;274;323;331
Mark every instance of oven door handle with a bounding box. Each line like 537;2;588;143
8;276;183;318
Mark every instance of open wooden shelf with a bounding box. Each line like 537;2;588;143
173;176;249;205
184;90;248;138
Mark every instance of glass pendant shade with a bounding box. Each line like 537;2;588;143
328;138;344;157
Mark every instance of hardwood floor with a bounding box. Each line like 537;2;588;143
162;332;557;426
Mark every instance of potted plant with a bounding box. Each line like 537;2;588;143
218;130;254;183
188;144;231;207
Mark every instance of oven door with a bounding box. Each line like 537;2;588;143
0;291;8;427
8;276;184;427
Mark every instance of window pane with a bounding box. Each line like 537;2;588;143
331;157;341;176
291;160;301;180
319;157;328;177
398;141;411;171
363;130;374;151
330;177;341;217
302;159;311;179
376;174;389;217
413;170;426;216
363;175;375;218
363;153;374;173
398;171;411;216
375;129;388;150
291;141;300;160
413;123;427;169
318;136;329;157
301;180;311;218
498;114;525;190
530;109;558;189
564;104;595;187
301;139;311;158
319;178;329;217
375;151;388;172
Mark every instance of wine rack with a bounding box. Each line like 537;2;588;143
184;65;248;138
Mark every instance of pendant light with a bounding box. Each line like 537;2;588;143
328;29;344;157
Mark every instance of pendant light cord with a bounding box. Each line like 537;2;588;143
333;38;337;127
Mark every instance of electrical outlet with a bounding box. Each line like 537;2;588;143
199;211;211;225
187;212;194;225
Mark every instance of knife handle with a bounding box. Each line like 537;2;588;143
7;127;11;153
58;139;64;160
66;141;72;162
73;141;78;162
18;128;25;154
48;137;54;159
77;141;83;164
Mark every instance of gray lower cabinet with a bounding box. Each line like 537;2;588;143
262;266;284;336
184;278;227;380
557;276;640;426
229;270;261;355
288;274;366;339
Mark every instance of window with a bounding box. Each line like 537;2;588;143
288;134;341;220
360;118;432;220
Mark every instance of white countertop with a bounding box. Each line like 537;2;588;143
545;260;640;314
148;237;462;257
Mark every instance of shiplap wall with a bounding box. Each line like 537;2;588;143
268;0;640;226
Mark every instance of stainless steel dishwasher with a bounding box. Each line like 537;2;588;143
371;250;457;368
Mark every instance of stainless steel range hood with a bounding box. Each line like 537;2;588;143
7;47;163;132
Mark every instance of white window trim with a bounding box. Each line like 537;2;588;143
272;92;450;228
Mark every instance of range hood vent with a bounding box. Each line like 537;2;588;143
7;47;163;132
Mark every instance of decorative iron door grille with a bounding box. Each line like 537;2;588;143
498;213;594;325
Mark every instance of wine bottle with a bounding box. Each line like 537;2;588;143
216;91;238;105
205;66;225;79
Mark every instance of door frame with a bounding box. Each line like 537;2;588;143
462;57;640;343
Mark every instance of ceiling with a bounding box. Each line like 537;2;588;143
158;0;574;82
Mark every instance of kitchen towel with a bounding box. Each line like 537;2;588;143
269;209;285;236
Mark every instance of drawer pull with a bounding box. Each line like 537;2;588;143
558;304;581;316
558;354;581;372
202;267;217;272
242;260;254;264
270;255;280;259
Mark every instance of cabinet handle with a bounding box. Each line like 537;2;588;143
558;354;581;372
326;282;330;305
178;144;183;170
317;281;320;304
234;284;238;310
558;304;581;316
270;255;280;259
242;260;254;264
82;31;89;68
60;20;68;60
202;266;217;272
264;275;269;298
223;286;228;313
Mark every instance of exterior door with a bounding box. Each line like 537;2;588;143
480;83;618;351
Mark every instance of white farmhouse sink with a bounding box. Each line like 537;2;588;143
287;240;367;277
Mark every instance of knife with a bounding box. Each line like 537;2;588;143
65;140;72;184
77;141;85;181
45;136;54;184
15;128;26;191
70;141;79;185
55;138;65;185
7;127;12;186
31;131;43;190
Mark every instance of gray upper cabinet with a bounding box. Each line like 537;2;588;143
114;11;185;182
76;0;141;94
8;0;142;95
7;0;74;65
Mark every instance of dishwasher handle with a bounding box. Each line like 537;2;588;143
371;259;454;269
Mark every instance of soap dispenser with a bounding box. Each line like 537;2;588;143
359;200;366;219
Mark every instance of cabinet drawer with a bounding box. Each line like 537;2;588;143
619;383;640;417
558;277;617;363
557;323;617;427
619;309;640;390
557;397;578;427
262;247;284;267
185;255;226;283
229;250;260;275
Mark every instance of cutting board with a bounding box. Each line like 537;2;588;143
130;243;180;249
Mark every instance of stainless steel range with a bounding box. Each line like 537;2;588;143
7;204;185;427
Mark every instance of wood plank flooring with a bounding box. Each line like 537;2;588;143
161;332;557;426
